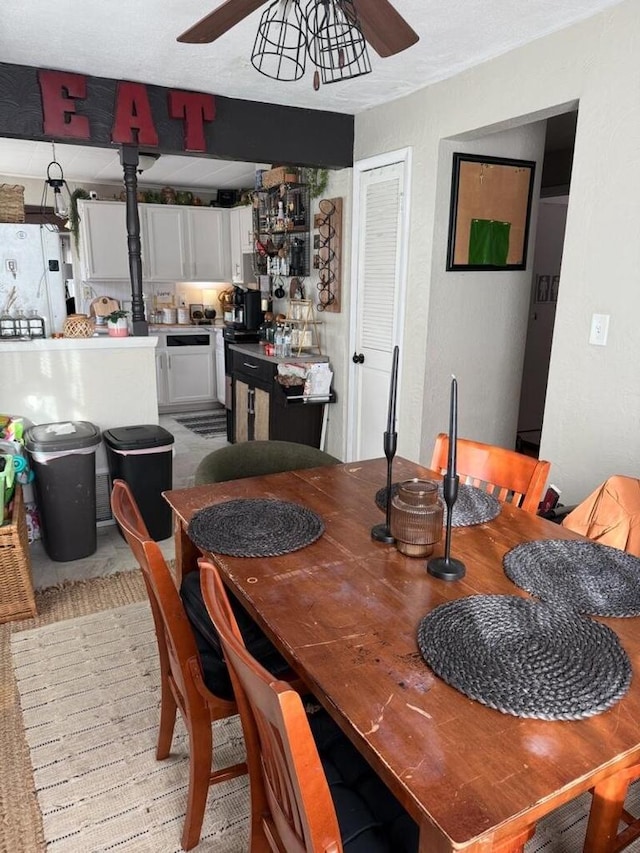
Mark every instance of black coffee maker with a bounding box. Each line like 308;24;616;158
232;286;262;331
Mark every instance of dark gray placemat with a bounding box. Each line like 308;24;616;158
504;539;640;617
188;498;325;557
417;594;631;720
375;482;501;527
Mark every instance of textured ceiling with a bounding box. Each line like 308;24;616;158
0;0;619;189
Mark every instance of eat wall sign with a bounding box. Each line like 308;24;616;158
0;61;354;168
39;70;214;152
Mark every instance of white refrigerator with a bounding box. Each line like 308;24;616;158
0;223;67;335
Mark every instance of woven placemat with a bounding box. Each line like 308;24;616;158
504;539;640;617
417;594;631;720
375;482;500;527
188;498;325;557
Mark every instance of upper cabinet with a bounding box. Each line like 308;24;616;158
78;201;233;282
143;204;190;280
187;207;231;281
229;205;254;283
144;204;231;282
78;200;130;280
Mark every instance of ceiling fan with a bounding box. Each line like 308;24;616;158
177;0;419;60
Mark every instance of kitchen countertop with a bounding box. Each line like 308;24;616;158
0;335;158;352
229;342;329;364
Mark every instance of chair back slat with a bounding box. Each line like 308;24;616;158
199;560;342;853
431;434;550;514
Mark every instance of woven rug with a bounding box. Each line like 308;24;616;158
4;572;640;852
174;405;227;438
10;599;248;853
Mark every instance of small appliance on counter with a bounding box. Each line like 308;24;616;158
228;285;262;331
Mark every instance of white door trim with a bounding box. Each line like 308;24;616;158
347;146;412;461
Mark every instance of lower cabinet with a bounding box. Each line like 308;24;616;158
156;333;216;413
235;380;270;442
231;348;328;447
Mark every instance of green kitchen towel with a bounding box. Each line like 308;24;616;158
468;218;511;265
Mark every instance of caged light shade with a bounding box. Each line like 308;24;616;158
305;0;371;88
251;0;307;81
251;0;372;89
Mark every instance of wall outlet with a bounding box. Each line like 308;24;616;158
589;313;610;346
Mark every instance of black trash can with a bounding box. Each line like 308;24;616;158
103;425;174;541
25;421;101;562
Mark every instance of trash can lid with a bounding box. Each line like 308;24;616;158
102;424;175;451
25;421;101;453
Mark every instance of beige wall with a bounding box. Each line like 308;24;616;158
351;0;640;502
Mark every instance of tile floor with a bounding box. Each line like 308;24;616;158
29;413;230;590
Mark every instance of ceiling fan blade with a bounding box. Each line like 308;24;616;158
353;0;419;58
177;0;266;44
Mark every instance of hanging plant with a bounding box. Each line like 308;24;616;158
304;167;329;199
68;188;91;252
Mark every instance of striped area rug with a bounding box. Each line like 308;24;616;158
11;602;249;852
174;405;226;438
10;601;640;852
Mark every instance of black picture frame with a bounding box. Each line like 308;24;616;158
446;153;536;271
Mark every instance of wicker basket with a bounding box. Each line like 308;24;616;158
63;314;95;338
262;167;298;189
0;184;25;223
0;485;37;623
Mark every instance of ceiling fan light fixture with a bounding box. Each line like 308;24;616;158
251;0;307;81
305;0;371;85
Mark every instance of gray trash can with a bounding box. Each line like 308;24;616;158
25;421;101;562
103;425;174;541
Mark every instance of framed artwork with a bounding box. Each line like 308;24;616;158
446;153;536;271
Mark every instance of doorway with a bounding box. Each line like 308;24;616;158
347;149;411;461
516;111;576;456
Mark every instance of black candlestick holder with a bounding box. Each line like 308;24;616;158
427;473;466;580
371;430;397;543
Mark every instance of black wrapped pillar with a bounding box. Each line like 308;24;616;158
119;144;148;336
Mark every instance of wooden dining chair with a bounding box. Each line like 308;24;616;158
199;558;419;853
110;479;246;851
430;433;551;514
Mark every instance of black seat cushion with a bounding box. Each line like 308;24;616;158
309;710;419;852
180;570;291;700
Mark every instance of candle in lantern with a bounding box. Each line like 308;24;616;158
386;346;399;434
447;375;457;477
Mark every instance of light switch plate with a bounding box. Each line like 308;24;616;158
589;313;610;346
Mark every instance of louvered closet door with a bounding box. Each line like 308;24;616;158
353;162;405;460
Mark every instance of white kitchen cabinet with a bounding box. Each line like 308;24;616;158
229;205;254;283
78;200;129;280
165;348;215;406
187;207;231;281
144;205;230;282
155;329;217;413
143;204;190;280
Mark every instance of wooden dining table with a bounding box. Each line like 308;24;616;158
163;456;640;853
